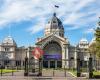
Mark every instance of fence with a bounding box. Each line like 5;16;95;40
0;58;100;78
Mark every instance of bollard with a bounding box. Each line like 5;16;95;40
24;57;28;76
77;58;81;77
89;57;93;78
12;66;14;76
1;65;3;76
38;58;42;76
64;66;66;77
53;68;55;77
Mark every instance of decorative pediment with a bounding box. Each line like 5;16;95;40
36;34;69;46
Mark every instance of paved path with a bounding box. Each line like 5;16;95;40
0;70;99;80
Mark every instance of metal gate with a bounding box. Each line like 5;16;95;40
76;57;100;78
24;57;42;76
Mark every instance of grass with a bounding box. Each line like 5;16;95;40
0;69;17;74
68;69;77;76
69;70;100;78
93;71;100;78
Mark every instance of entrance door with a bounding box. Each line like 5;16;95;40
43;41;62;68
43;61;48;68
50;61;55;68
57;61;62;68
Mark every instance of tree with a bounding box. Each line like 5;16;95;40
95;20;100;59
89;18;100;59
89;42;97;56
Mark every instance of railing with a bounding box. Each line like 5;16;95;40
0;58;100;78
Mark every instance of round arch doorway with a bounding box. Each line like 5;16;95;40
43;41;62;68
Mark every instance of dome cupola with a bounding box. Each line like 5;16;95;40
44;13;64;37
2;36;17;46
78;38;89;48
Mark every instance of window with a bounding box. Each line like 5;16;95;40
5;48;10;51
53;21;56;23
48;21;50;23
70;57;74;60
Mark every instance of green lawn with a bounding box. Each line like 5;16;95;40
93;71;100;77
67;69;100;78
0;69;17;74
67;69;77;76
68;69;77;76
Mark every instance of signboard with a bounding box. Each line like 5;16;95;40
32;47;44;59
43;54;62;60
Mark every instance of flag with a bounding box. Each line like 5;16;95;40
55;5;59;8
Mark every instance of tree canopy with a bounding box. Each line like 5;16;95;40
95;26;100;59
89;19;100;59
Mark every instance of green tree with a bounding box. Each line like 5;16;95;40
95;20;100;59
89;42;97;56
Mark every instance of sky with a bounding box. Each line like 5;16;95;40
0;0;100;47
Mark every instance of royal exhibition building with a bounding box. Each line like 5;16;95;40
0;12;96;69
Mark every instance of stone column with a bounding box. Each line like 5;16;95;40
62;44;69;69
62;48;65;68
55;60;57;68
48;60;50;68
66;45;69;69
74;48;77;69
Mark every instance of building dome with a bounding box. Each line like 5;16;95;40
2;36;16;46
44;13;64;37
79;38;88;44
48;13;63;29
78;38;89;48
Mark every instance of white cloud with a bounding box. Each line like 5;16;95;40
0;0;99;34
84;28;95;34
27;17;46;34
63;0;95;25
28;23;44;34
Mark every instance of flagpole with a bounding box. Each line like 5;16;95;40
53;5;59;16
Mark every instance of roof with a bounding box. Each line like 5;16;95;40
2;36;17;46
47;13;63;29
36;34;69;45
79;38;88;44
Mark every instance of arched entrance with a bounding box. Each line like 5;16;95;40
43;41;62;68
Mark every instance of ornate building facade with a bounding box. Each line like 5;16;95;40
0;36;29;67
0;13;95;69
35;13;91;68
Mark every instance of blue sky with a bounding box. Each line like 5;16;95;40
0;0;100;47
